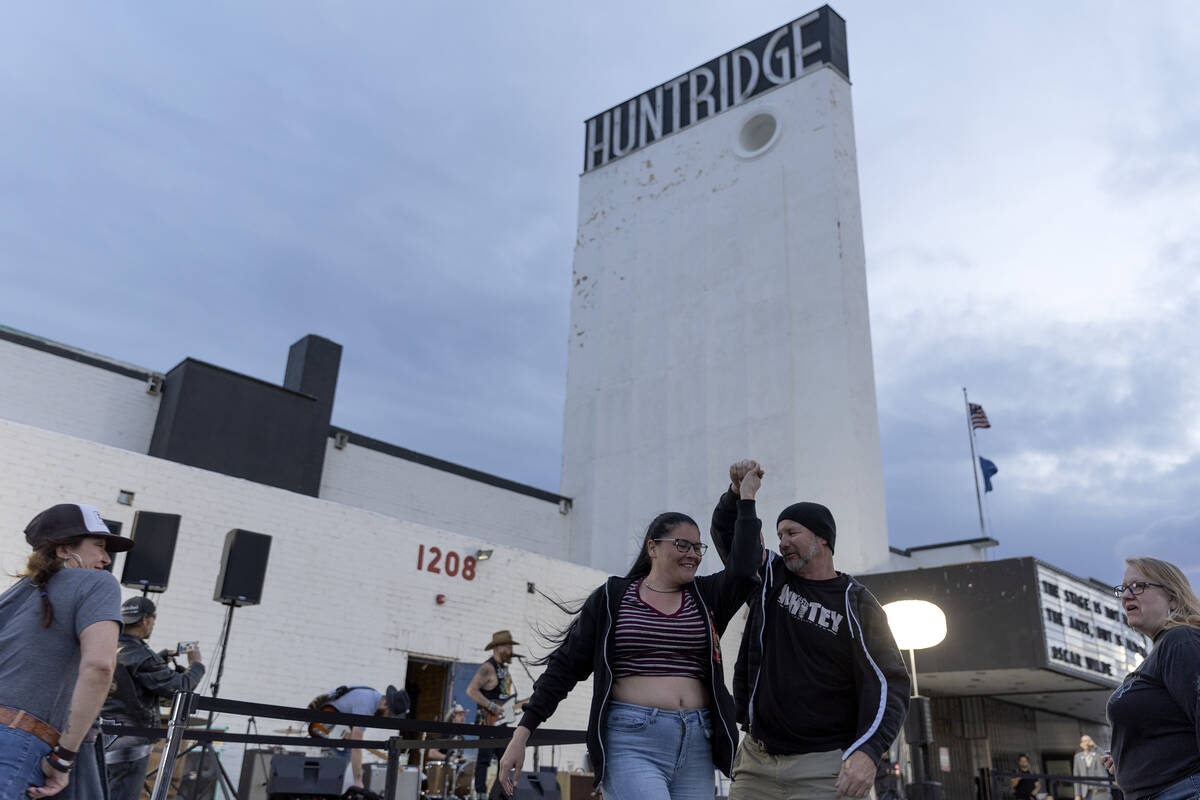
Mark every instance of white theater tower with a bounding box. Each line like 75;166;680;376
560;7;890;575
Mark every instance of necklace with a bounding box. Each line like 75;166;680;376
642;580;681;593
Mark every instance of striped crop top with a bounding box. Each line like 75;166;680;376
612;579;708;679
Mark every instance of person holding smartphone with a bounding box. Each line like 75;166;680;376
101;596;204;800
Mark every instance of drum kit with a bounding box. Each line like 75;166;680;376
422;756;473;799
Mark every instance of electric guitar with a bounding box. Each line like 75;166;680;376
482;695;530;726
308;706;349;741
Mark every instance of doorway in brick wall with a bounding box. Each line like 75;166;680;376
404;657;452;722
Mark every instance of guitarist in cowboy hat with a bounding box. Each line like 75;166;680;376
467;631;526;799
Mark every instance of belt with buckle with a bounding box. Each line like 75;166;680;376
0;706;61;748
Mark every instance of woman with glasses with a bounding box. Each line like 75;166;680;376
496;466;764;800
1103;556;1200;800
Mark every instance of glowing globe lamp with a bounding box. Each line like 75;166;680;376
883;600;947;697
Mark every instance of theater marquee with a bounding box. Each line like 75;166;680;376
1037;564;1149;682
582;5;849;173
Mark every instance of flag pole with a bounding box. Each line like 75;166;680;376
963;387;986;538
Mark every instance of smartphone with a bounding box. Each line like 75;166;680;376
176;641;197;653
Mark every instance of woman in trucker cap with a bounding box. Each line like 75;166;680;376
0;503;132;799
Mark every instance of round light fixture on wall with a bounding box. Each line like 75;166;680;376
735;110;781;159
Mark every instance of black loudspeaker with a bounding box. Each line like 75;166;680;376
501;768;560;800
120;511;181;592
266;754;344;798
213;529;272;606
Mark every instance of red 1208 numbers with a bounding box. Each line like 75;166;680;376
416;544;476;581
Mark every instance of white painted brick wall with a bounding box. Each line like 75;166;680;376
319;440;572;561
0;338;160;453
0;419;747;777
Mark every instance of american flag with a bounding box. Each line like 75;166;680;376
969;403;991;430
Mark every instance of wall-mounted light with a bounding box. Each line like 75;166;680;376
117;490;135;506
474;549;493;561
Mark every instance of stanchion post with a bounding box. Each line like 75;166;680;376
152;691;196;800
384;735;401;800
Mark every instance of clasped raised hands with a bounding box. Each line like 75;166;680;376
730;459;764;500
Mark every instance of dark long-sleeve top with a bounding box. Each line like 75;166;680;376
711;488;910;763
1107;624;1200;799
102;633;205;727
518;499;763;787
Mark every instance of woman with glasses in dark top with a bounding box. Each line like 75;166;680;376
1103;556;1200;800
496;465;764;800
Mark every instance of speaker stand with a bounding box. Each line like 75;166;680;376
185;602;238;800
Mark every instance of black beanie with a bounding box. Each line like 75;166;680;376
776;502;836;553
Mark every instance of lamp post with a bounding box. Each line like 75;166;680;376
883;600;947;800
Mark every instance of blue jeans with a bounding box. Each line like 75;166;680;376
1143;771;1200;800
105;755;148;800
601;701;714;800
0;726;51;800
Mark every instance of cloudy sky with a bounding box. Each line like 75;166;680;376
2;1;1197;587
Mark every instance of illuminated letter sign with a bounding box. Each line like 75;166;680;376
581;5;849;173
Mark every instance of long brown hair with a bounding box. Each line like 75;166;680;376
1125;556;1200;632
20;536;84;628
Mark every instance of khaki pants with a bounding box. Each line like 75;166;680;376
728;738;849;800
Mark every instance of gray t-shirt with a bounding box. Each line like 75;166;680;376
329;687;382;717
0;569;122;730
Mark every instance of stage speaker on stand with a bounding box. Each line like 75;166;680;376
213;529;272;606
121;511;181;592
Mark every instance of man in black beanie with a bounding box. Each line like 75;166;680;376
710;460;910;800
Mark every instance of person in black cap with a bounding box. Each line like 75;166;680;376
308;685;408;789
101;596;205;800
0;503;131;799
710;462;910;800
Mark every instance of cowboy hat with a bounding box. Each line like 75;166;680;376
484;630;519;650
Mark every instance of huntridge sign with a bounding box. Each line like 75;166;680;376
582;5;850;173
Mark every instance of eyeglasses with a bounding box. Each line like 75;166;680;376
1112;581;1168;598
654;538;708;556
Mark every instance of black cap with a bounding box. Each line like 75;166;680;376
121;596;157;624
24;504;134;552
776;502;837;553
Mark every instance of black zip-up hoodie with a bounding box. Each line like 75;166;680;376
518;500;763;788
711;488;910;763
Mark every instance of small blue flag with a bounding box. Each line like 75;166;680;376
980;457;998;492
